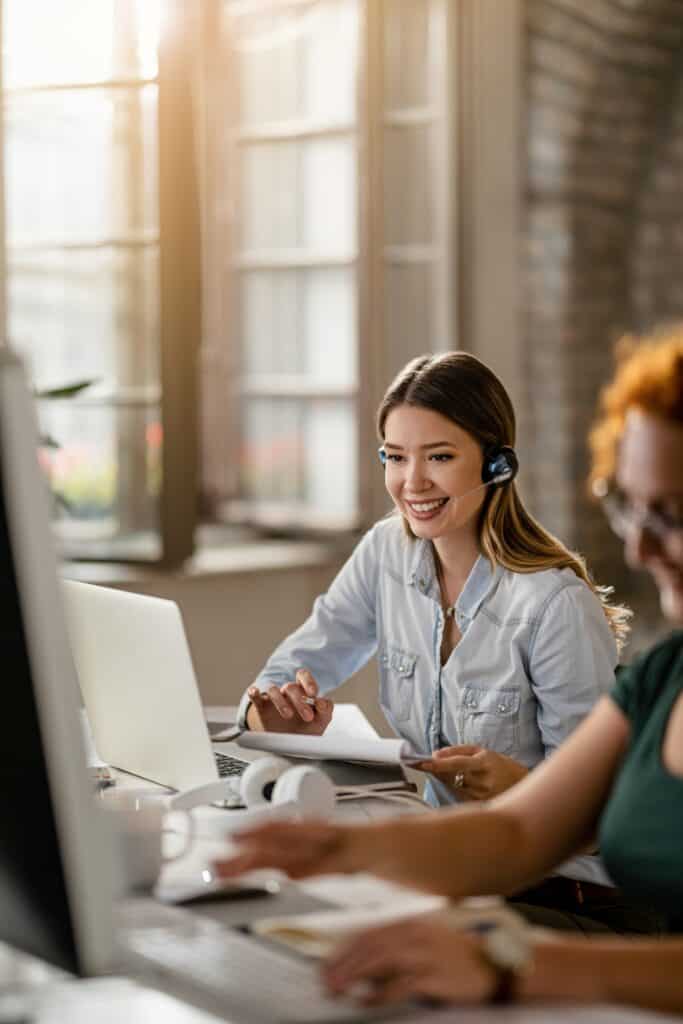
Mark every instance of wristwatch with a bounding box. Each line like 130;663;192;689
472;918;532;1004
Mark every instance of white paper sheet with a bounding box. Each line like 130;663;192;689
237;731;428;764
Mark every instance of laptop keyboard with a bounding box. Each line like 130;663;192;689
127;918;372;1022
214;752;248;777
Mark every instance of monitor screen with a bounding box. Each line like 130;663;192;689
0;349;115;975
0;446;77;970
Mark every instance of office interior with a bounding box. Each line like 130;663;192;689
1;0;678;738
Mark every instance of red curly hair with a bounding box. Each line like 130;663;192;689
589;327;683;489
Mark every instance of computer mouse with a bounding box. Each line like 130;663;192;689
157;875;280;906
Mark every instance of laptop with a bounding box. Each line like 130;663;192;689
62;580;253;793
0;346;410;1023
62;581;414;803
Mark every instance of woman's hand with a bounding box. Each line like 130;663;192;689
213;821;371;880
323;916;496;1007
245;669;333;735
414;745;528;800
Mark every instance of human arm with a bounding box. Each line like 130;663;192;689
237;528;380;732
322;917;683;1014
528;580;619;759
216;696;630;897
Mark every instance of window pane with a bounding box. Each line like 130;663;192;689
39;402;162;560
3;0;164;558
7;248;160;392
240;137;356;252
241;397;357;518
230;0;358;125
3;0;160;89
5;86;158;245
242;268;356;385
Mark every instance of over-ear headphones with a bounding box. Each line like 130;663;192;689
481;445;518;486
169;756;336;816
240;757;336;816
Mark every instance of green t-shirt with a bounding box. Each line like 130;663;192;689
599;631;683;931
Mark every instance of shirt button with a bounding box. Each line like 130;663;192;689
497;702;507;713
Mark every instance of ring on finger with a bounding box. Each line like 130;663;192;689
453;771;465;789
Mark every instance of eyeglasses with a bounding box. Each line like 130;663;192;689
594;478;683;545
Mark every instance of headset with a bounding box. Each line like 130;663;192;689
378;443;518;487
481;445;518;486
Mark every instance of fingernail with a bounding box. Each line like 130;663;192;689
302;709;313;722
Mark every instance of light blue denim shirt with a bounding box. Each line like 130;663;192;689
239;516;619;883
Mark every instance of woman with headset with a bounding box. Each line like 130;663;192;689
236;351;635;927
220;331;683;1013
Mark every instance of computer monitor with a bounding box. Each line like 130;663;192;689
0;347;117;975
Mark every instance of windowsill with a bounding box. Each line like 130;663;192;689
60;536;354;586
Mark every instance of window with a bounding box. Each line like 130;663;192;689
201;0;455;533
2;0;455;563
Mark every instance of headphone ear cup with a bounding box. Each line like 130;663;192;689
482;445;518;485
271;765;336;817
240;756;292;808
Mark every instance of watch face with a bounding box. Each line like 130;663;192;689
484;922;531;972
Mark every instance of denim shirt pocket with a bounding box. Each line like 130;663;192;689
379;645;418;722
461;685;520;755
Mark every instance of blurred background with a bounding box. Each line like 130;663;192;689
1;0;678;732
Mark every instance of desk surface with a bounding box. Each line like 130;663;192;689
8;706;680;1024
1;964;680;1024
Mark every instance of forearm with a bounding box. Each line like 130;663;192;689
521;936;683;1015
352;805;545;899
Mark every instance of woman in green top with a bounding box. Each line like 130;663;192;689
217;328;683;1014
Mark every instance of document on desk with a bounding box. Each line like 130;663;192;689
236;731;429;765
251;894;447;958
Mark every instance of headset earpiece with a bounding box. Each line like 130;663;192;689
482;445;518;486
378;446;387;468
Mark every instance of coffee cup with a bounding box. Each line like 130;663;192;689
101;789;193;893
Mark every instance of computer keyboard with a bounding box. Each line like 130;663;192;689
214;751;248;777
126;916;373;1022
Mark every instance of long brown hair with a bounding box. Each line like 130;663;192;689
377;352;631;651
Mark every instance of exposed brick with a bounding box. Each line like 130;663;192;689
522;0;683;577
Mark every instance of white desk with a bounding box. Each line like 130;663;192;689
3;706;679;1024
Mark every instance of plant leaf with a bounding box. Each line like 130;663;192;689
39;434;61;449
35;378;99;400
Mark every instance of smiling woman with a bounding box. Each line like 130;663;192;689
231;350;650;932
217;329;683;1016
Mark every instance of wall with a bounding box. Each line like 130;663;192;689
523;0;683;623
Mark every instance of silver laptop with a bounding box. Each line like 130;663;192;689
62;580;251;791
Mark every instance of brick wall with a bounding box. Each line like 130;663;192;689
522;0;683;610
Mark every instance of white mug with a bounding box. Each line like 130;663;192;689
101;789;193;893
